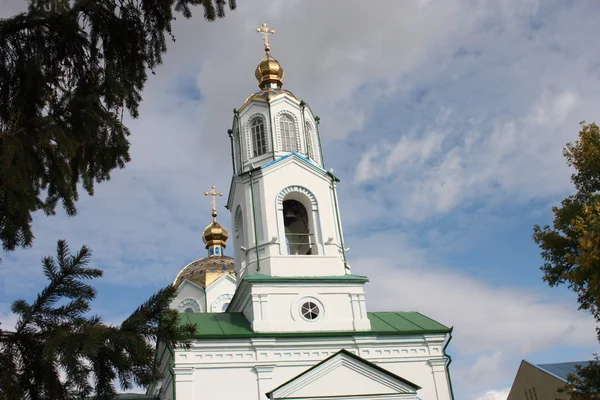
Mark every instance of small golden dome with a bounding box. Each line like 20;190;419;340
255;52;284;89
202;220;229;250
174;256;236;288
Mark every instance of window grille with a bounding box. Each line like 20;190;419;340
251;118;267;157
279;114;297;152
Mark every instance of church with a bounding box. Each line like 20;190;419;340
148;23;455;400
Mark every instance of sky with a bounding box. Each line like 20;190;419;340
1;1;599;399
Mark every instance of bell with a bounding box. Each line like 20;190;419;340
284;210;298;227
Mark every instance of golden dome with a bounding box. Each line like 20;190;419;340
255;52;284;89
173;256;236;288
202;220;229;250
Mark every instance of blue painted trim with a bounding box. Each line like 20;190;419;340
260;152;326;172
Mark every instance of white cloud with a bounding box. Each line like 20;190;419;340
474;388;510;400
2;1;600;399
349;87;587;222
359;254;596;358
350;230;596;399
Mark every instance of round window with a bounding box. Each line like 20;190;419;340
300;301;320;321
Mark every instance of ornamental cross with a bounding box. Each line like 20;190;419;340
256;22;275;52
204;185;223;220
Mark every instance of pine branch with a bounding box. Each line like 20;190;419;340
1;240;192;399
0;0;236;253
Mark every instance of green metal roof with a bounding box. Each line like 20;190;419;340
179;311;450;339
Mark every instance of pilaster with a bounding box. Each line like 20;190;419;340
172;367;194;400
254;364;276;399
428;358;452;400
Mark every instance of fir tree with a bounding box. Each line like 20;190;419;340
0;0;236;253
0;240;195;400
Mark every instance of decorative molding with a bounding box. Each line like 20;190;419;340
271;352;419;399
177;298;201;313
291;296;325;323
276;185;318;208
428;358;449;369
211;293;234;312
245;113;268;160
253;364;276;380
275;109;301;152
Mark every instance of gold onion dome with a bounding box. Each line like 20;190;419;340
255;52;284;89
173;184;235;288
202;217;229;249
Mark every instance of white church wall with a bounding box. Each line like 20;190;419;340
205;274;236;312
236;159;346;278
171;280;206;313
230;178;264;281
178;366;258;400
263;161;343;256
167;334;451;400
379;359;451;400
245;282;370;333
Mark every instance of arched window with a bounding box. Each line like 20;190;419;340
233;133;242;173
251;118;268;157
277;186;321;256
279;114;298;152
283;199;313;255
305;122;315;160
235;206;246;270
177;298;201;313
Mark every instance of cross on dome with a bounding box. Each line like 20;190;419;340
202;184;228;257
256;22;275;52
254;22;284;89
205;184;223;222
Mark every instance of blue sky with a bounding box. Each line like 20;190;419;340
1;1;599;399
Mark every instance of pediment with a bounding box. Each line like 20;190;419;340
177;279;206;293
205;273;237;293
267;350;420;400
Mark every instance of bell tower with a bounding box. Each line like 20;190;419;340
226;23;370;333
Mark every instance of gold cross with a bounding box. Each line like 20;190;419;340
256;22;275;52
204;185;223;221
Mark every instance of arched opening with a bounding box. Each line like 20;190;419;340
279;114;298;152
305;122;315;160
251;117;268;157
283;199;313;255
234;206;245;270
184;308;194;313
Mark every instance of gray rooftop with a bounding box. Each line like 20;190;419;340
536;361;593;382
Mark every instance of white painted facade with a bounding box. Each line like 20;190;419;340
228;278;371;333
155;43;454;400
155;334;452;400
